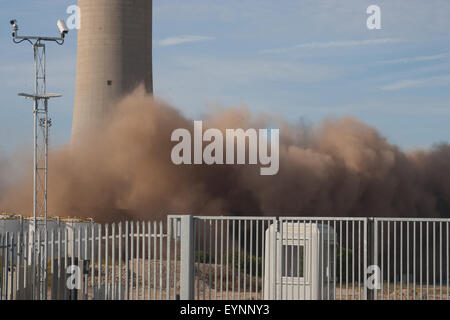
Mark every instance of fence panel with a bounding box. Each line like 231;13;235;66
373;218;449;300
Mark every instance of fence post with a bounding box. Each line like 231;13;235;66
363;219;368;300
180;215;194;300
364;218;376;300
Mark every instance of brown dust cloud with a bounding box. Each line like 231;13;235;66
1;87;449;222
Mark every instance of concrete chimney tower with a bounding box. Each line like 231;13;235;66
71;0;153;143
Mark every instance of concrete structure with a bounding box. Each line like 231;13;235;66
71;0;153;143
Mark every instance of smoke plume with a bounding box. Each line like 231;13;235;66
1;87;449;222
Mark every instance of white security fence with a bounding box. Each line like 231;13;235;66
0;216;449;300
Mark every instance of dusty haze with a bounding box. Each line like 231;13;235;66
1;87;449;222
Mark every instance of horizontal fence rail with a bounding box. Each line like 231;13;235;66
0;216;449;300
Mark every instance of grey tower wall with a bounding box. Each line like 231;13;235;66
71;0;153;143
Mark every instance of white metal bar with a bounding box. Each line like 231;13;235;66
216;220;218;300
400;221;403;300
433;221;436;299
226;220;230;299
209;220;212;300
165;220;170;300
112;224;116;300
64;228;68;300
427;221;429;299
407;221;410;300
24;231;29;300
125;221;129;300
363;219;367;300
380;221;383;300
243;220;247;300
37;231;41;300
77;227;81;300
97;224;101;297
220;219;224;299
249;220;253;300
147;221;151;300
352;220;355;300
119;222;123;301
142;222;146;300
8;233;14;301
130;221;134;300
420;222;423;300
173;219;178;300
18;231;23;300
339;221;342;300
159;221;163;300
327;220;331;300
393;221;396;300
196;220;200;300
232;220;235;300
153;221;157;299
387;221;390;299
292;220;295;300
345;220;348;300
105;224;109;300
243;220;247;299
413;221;416;300
44;229;48;300
84;227;88;300
439;221;442;300
309;220;312;300
255;220;259;299
334;221;336;300
90;223;94;300
136;222;140;300
0;235;4;300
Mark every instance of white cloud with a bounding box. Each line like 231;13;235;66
261;38;405;54
378;53;449;65
157;35;215;47
381;74;450;91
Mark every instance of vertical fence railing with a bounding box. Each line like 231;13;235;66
373;218;450;300
188;216;275;300
1;216;449;300
0;218;181;301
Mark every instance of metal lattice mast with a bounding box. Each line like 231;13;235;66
33;42;50;232
10;19;68;233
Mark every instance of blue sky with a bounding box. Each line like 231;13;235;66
0;0;449;155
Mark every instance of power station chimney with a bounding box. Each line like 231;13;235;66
71;0;153;143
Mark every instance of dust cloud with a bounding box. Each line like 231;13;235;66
1;87;449;222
